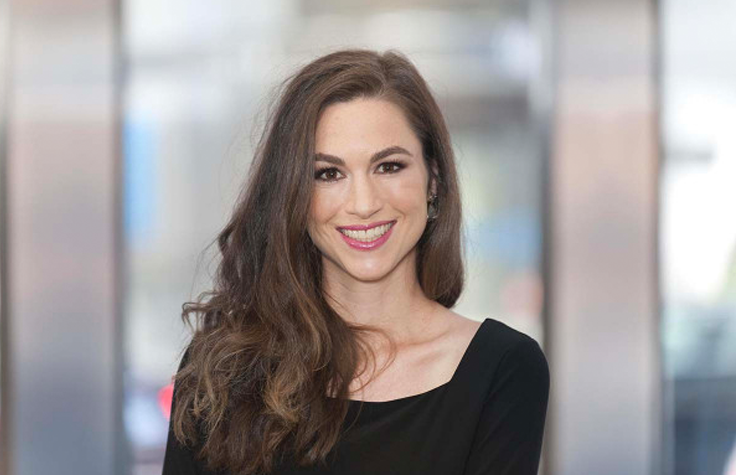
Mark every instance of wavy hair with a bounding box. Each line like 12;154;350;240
170;48;465;475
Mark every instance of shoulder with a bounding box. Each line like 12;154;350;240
481;318;546;359
439;312;541;360
430;311;549;391
482;319;550;398
452;315;549;394
461;320;549;475
447;312;544;359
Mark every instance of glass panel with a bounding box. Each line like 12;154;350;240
660;0;736;474
122;1;551;473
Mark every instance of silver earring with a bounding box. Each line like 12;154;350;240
427;194;439;221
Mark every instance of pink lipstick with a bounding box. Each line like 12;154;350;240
337;220;396;251
337;219;395;231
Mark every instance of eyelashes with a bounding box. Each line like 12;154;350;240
314;161;406;182
314;167;342;182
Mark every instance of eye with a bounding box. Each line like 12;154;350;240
377;161;405;174
315;167;343;182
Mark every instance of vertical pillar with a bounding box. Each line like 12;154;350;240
2;0;122;474
547;1;660;474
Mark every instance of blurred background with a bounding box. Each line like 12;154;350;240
0;0;734;474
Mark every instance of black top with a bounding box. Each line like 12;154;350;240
162;318;550;475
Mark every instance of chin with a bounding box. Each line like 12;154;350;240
343;262;391;282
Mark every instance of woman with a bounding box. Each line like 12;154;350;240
162;49;549;475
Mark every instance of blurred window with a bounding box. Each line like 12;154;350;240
660;1;736;474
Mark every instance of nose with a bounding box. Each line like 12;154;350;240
345;175;383;219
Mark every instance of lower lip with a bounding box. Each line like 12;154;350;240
338;223;395;251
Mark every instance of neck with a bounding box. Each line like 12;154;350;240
320;251;442;344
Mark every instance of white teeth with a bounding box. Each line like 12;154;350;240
340;223;393;242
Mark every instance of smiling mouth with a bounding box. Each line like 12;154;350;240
337;221;396;242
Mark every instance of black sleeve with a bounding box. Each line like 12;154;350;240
462;338;550;475
162;349;211;475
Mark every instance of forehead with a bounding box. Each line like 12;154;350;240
315;97;421;155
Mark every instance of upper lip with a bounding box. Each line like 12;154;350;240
337;220;396;231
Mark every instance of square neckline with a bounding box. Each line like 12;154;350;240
336;317;490;405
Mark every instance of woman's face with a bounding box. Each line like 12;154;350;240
307;97;435;284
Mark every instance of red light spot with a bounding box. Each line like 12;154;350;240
158;382;174;420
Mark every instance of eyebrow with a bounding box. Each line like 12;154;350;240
314;146;413;166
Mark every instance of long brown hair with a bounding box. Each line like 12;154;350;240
171;48;465;474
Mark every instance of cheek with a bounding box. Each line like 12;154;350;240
308;190;337;226
383;177;427;211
